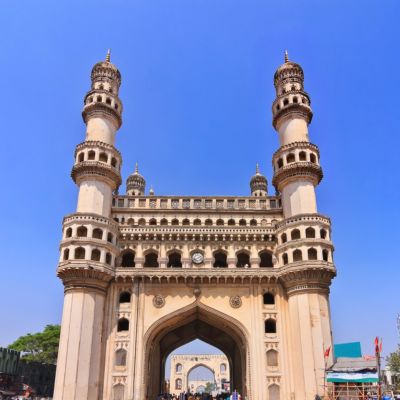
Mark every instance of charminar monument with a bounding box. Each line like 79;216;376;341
53;50;336;400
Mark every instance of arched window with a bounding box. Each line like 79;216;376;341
265;319;276;334
310;153;316;163
107;232;113;243
168;252;182;268
263;292;275;305
260;251;273;268
127;218;134;226
88;150;95;160
220;363;227;373
182;218;190;225
268;384;280;400
99;152;108;162
119;292;131;303
115;349;127;366
283;98;289;106
267;349;278;367
277;158;283;168
216;219;224;226
113;384;125;400
176;363;182;373
149;218;157;226
77;226;88;237
105;252;112;265
65;227;72;238
305;227;315;238
236;252;250;268
293;96;298;103
138;218;146;226
144;252;159;268
92;228;103;239
213;251;227;268
111;157;117;167
160;218;168;226
286;153;295;163
205;219;213;226
96;95;102;102
175;378;182;390
250;219;257;226
75;247;85;260
106;97;112;105
293;249;302;262
91;249;101;261
308;248;318;260
63;248;69;260
299;151;307;161
238;219;246;226
282;253;288;265
322;249;329;262
171;219;179;226
291;229;301;240
78;153;84;162
99;84;104;90
228;219;235;226
117;318;129;332
193;219;201;226
320;229;327;239
121;251;135;268
281;233;287;243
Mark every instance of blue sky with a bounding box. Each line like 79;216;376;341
0;0;399;366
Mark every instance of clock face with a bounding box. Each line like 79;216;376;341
192;252;204;264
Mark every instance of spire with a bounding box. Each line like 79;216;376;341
256;163;260;175
106;49;111;63
284;50;289;63
149;185;155;196
134;162;139;174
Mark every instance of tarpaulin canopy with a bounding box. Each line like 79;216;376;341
326;372;378;383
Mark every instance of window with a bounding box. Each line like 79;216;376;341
236;252;250;268
160;218;168;226
310;153;316;163
117;318;129;332
286;153;295;163
63;248;69;260
267;349;278;367
138;218;146;226
96;95;102;102
176;363;182;373
216;219;224;226
205;219;212;226
111;157;117;167
99;84;104;90
268;384;280;400
105;252;112;265
119;292;131;303
88;150;95;160
220;363;227;373
250;219;257;226
281;233;287;243
308;248;318;260
75;247;85;260
299;151;307;161
77;226;88;237
305;227;315;238
322;249;329;262
171;219;179;226
291;229;300;240
91;249;101;261
65;227;72;238
193;219;201;226
293;96;298;103
113;384;125;400
115;349;127;366
293;249;302;262
283;98;289;106
121;251;135;268
213;251;227;268
277;158;283;168
144;252;159;268
260;251;273;268
239;219;246;226
107;232;113;243
228;219;235;226
168;252;182;268
106;97;111;105
92;228;103;239
175;379;182;390
99;152;108;162
282;253;288;265
263;292;275;305
320;229;327;239
182;219;190;226
78;153;84;162
265;319;276;334
149;218;157;226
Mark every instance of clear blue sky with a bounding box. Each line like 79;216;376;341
0;0;399;363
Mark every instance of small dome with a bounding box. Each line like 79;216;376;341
91;50;121;87
250;164;268;195
274;51;304;87
126;163;146;195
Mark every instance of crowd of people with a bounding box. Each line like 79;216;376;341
157;390;242;400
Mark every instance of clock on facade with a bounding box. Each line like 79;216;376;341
191;252;204;264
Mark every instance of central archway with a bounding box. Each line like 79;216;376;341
143;302;249;399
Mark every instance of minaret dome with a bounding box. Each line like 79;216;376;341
126;163;146;195
250;163;268;196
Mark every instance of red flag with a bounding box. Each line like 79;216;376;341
324;346;331;358
375;336;380;353
379;338;383;353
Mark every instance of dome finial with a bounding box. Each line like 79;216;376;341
134;162;139;174
256;163;260;175
106;49;111;63
284;50;289;63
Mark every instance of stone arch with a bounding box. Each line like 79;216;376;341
213;249;228;268
167;250;182;268
186;362;216;391
142;302;250;400
268;383;280;400
236;250;250;268
144;250;159;268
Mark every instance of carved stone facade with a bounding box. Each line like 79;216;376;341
53;51;336;400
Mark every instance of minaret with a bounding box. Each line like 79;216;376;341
249;163;268;196
54;52;123;400
126;162;146;195
272;52;336;399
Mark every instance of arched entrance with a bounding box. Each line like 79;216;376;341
143;302;249;399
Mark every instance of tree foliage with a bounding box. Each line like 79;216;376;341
8;324;61;364
387;345;400;375
204;382;214;393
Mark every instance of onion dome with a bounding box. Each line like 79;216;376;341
273;50;304;88
126;163;146;195
91;49;121;87
250;164;268;196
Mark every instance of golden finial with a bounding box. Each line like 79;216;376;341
284;50;289;63
256;163;260;174
134;162;139;174
106;49;111;63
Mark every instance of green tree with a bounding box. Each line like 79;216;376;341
204;382;214;393
8;324;61;364
387;345;400;389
